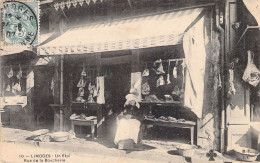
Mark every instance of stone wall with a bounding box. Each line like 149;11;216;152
197;13;221;151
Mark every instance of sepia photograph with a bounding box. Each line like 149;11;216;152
0;0;260;162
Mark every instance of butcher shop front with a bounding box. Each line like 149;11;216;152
36;4;222;151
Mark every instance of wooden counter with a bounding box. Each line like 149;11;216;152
70;102;104;138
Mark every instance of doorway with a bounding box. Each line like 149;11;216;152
103;63;131;141
34;66;54;129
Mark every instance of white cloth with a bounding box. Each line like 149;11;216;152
243;0;260;26
183;16;206;118
114;118;141;145
51;77;55;96
131;72;142;102
96;76;105;104
0;96;28;108
173;67;177;78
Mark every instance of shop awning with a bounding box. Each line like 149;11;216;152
0;45;32;56
243;0;260;26
38;8;204;55
0;32;58;56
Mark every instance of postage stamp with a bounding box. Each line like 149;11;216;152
1;0;39;46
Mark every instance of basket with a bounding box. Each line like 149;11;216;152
234;147;259;162
176;144;196;157
51;132;69;142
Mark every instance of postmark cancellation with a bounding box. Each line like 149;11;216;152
1;0;40;46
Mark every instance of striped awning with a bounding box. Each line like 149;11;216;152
0;33;54;56
38;8;204;55
0;45;32;56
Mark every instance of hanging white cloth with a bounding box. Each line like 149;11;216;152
173;67;178;78
96;76;105;104
243;0;260;26
51;77;55;97
131;72;142;102
114;118;141;145
183;16;207;119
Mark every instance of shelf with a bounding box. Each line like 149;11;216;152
140;101;183;107
236;25;260;46
71;102;102;111
143;119;196;127
49;104;66;107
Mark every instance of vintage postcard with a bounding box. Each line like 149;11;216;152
0;0;260;162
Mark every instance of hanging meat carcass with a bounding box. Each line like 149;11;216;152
242;50;260;87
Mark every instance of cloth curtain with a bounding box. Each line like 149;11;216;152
96;76;105;104
131;72;142;102
183;16;206;119
243;0;260;26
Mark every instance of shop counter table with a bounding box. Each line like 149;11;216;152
142;119;196;145
70;102;104;138
70;119;97;139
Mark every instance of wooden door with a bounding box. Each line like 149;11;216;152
225;0;251;151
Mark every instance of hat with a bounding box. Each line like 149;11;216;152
124;94;140;108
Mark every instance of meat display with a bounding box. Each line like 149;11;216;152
242;50;260;87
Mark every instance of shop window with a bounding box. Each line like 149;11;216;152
71;64;98;102
138;46;186;103
140;58;185;103
1;65;28;97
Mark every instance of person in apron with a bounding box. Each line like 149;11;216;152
114;93;142;147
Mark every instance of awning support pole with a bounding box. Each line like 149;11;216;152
60;55;64;131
